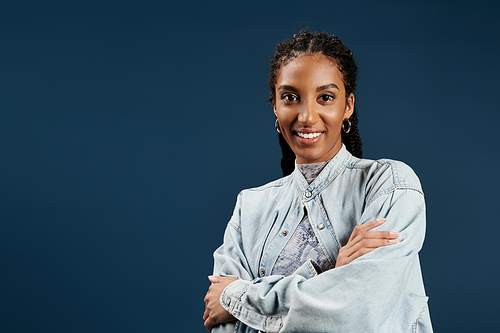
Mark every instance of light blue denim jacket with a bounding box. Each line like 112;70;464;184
212;146;432;332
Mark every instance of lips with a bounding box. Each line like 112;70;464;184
296;132;322;139
294;130;324;145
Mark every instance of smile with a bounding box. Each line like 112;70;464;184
296;132;322;139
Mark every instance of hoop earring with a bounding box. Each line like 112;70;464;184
275;119;281;134
342;119;351;134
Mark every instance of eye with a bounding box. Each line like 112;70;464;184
319;94;335;102
281;93;299;103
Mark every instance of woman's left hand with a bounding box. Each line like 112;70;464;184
203;275;238;332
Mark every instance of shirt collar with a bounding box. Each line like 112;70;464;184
292;145;351;201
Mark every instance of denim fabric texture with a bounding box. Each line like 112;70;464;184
211;145;433;333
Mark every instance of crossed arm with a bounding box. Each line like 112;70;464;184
203;218;400;331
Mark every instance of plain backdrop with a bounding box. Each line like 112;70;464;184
1;0;499;332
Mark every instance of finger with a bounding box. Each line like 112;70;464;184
344;229;398;252
348;247;377;262
349;218;386;241
208;275;220;284
343;231;371;251
204;318;214;332
347;236;399;262
363;218;387;231
359;230;400;240
343;238;399;258
357;237;399;250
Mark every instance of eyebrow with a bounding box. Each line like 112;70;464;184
278;84;339;92
278;85;299;92
316;84;339;92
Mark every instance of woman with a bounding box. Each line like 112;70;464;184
203;30;432;332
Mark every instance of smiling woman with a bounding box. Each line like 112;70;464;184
203;30;433;333
274;53;354;164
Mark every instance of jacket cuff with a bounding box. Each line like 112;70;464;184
292;259;322;278
220;279;249;312
220;280;283;332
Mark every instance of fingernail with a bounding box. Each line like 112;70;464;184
389;232;400;238
376;218;386;223
389;239;399;244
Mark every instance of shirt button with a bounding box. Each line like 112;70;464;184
305;192;312;198
260;269;265;276
282;230;288;236
226;298;231;306
318;223;325;230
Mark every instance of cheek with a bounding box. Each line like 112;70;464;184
333;106;349;122
276;109;293;126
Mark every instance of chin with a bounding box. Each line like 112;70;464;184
297;155;326;164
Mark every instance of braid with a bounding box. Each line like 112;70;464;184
278;132;296;176
341;110;363;159
269;30;363;176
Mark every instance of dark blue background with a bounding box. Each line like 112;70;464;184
1;1;499;332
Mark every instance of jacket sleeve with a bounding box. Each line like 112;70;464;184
211;192;319;333
210;192;248;333
218;187;429;332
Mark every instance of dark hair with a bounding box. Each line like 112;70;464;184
269;30;363;176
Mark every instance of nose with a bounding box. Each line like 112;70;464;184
297;100;319;126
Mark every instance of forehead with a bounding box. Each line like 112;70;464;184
277;53;344;89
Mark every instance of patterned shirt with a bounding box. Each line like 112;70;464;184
271;161;335;276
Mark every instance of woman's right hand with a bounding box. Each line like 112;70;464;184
335;218;399;268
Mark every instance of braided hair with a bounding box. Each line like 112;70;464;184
269;30;363;176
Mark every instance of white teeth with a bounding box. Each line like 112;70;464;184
297;132;321;139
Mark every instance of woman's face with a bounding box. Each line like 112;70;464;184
274;53;354;164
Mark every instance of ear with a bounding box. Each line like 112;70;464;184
272;98;278;117
344;93;355;119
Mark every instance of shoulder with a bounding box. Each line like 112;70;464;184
229;175;294;225
238;174;293;197
233;174;295;209
346;156;423;198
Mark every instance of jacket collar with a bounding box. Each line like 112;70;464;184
292;145;351;201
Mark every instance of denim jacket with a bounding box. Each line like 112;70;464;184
212;146;433;332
